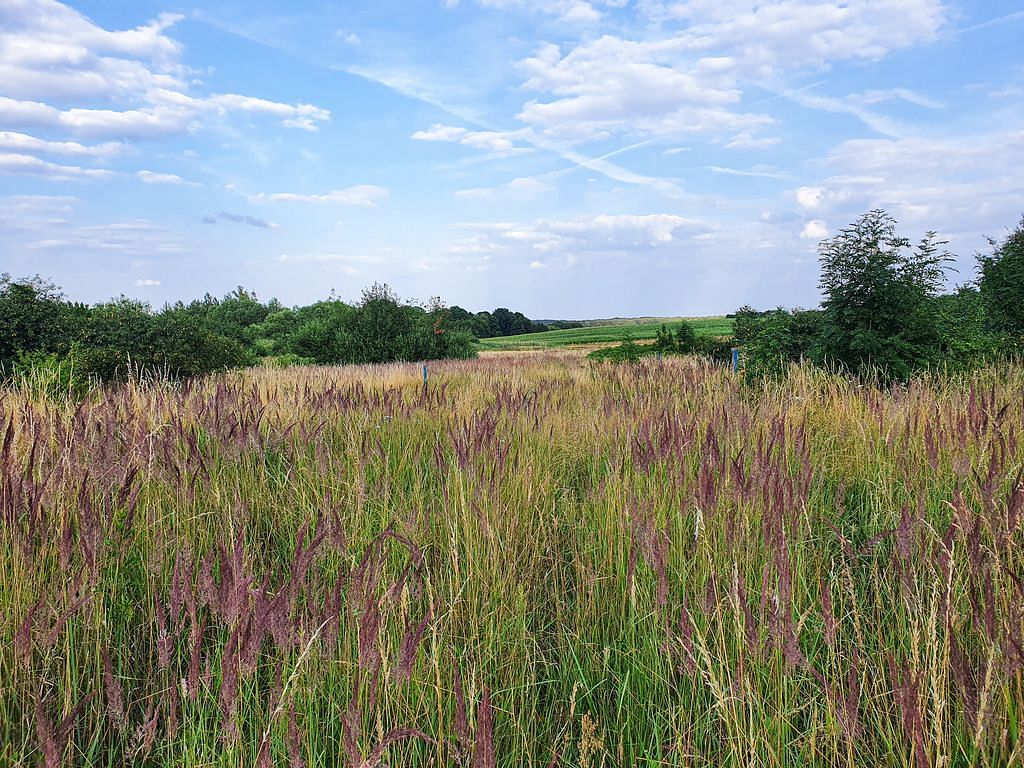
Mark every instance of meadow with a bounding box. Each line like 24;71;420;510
3;352;1023;767
476;317;733;350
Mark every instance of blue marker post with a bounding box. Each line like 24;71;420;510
731;347;740;374
422;364;429;398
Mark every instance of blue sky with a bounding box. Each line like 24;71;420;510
1;0;1022;318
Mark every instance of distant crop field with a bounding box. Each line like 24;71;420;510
477;316;734;350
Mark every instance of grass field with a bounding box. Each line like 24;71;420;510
3;353;1024;766
477;316;733;350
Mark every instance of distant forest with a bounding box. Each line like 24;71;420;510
0;278;565;382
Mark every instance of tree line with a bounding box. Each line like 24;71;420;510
0;279;556;384
735;209;1024;381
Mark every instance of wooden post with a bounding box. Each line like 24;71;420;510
422;364;428;397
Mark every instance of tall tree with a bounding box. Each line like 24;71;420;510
977;214;1024;344
816;209;951;380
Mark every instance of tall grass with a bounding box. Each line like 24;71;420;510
2;353;1022;766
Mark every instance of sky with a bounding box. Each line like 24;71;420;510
1;0;1022;318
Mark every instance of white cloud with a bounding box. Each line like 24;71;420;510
0;1;331;141
794;130;1024;255
450;0;608;23
725;133;781;150
136;170;186;185
25;219;189;255
207;94;330;132
510;2;946;143
449;213;709;265
796;186;827;210
411;124;532;156
277;252;383;275
707;165;791;180
0;130;123;158
0;152;115;179
800;220;829;240
637;1;946;70
455;176;554;199
135;278;161;286
252;186;390;206
517;37;770;142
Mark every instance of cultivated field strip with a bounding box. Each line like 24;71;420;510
2;353;1023;766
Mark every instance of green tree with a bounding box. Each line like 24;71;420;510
674;320;697;353
653;324;675;352
977;214;1024;346
345;283;413;363
932;287;995;368
817;209;951;380
149;308;254;376
75;298;155;380
0;275;85;374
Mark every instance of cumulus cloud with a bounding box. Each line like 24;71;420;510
135;278;161;287
517;38;771;142
0;0;331;141
510;1;946;143
800;220;829;240
252;186;390;206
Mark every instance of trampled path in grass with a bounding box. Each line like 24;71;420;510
3;353;1023;767
476;316;734;351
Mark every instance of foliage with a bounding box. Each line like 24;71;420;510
734;307;823;381
0;275;86;374
932;287;998;369
446;305;548;339
673;320;698;353
977;214;1024;346
816;209;952;381
588;336;645;362
0;279;480;384
6;351;91;402
731;209;1024;383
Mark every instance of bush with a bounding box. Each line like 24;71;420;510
588;337;646;363
8;350;91;401
674;320;698;353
